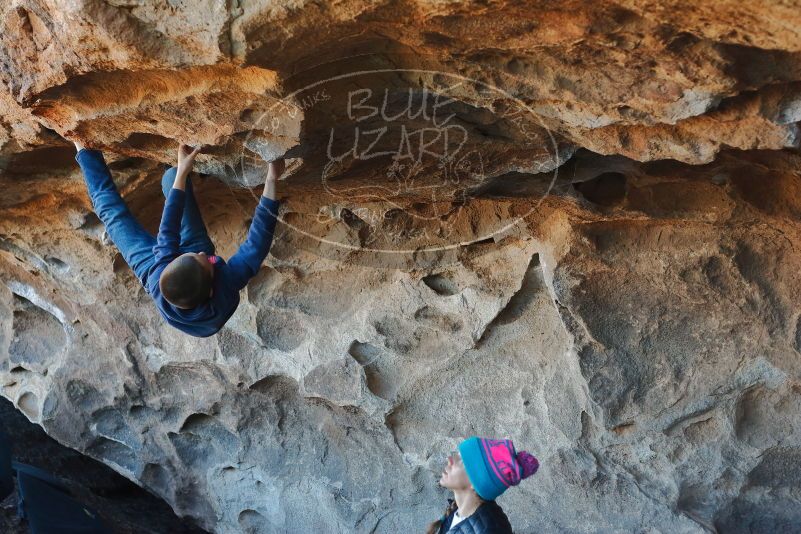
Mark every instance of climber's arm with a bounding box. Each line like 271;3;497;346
152;145;202;266
226;160;283;291
262;159;283;200
152;190;186;265
170;144;202;192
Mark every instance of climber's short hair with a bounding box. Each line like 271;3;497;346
159;255;212;309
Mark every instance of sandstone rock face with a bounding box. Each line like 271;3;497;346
1;1;801;533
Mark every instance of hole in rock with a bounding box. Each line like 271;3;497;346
340;208;367;230
506;58;525;74
122;132;172;150
347;341;392;399
9;294;66;370
169;416;238;471
92;408;137;450
374;316;416;355
66;379;103;412
108;157;150;171
239;509;269;533
77;211;103;232
413;306;463;332
174;483;215;521
256;308;306;352
422;273;460;296
573;172;627;207
128;404;151;419
609;5;640;24
248;375;298;396
5;145;77;174
411;202;428;213
496;254;542;324
17;391;39;420
179;413;216;433
477;254;542;346
141;463;171;496
348;341;382;366
422;31;454;47
734;386;768;447
168;432;216;470
340;208;372;243
87;437;138;474
112;252;127;273
467;237;495;248
239;107;257;123
45;255;70;273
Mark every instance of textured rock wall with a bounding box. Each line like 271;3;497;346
1;1;801;533
0;396;205;533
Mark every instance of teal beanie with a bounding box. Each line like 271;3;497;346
458;436;539;501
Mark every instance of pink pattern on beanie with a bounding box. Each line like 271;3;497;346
480;438;539;487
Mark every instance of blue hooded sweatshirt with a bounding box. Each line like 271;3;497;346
145;188;279;337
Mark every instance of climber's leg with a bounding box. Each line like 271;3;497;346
161;167;216;255
76;149;156;284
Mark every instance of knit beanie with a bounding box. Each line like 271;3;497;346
457;437;539;501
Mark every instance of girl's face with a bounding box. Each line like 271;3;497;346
439;450;472;490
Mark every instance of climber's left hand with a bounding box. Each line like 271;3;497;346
177;143;202;178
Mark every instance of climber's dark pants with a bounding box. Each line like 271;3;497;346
76;149;214;284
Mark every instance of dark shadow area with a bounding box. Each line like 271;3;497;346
421;273;460;296
0;397;206;534
3;145;76;175
573;171;627;207
466;170;554;199
120;132;172;151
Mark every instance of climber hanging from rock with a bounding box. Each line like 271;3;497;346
426;436;539;534
73;141;284;337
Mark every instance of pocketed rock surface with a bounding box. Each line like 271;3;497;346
1;1;801;533
0;396;207;533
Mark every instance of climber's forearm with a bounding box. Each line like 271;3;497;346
172;144;201;191
262;177;276;200
172;170;189;191
262;159;284;199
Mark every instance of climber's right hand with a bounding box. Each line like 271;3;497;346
177;143;202;178
267;159;285;182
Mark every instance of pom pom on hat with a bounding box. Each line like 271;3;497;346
517;451;539;479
